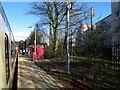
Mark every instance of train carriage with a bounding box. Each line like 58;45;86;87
0;3;18;90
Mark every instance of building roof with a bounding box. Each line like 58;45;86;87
96;14;112;24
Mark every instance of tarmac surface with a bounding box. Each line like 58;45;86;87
17;55;64;90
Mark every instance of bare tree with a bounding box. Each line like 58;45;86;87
27;2;89;56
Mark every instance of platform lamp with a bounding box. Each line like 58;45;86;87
34;26;37;62
28;26;37;62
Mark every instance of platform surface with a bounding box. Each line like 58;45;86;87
17;55;64;90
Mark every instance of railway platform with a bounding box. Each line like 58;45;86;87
17;55;64;90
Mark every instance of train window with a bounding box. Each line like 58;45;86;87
11;41;16;59
11;41;16;68
5;34;10;84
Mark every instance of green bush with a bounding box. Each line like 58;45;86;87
44;45;54;58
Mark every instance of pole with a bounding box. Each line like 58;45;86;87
25;40;26;55
66;2;71;74
33;27;37;62
35;28;36;54
90;7;94;35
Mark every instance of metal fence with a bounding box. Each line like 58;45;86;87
112;41;120;69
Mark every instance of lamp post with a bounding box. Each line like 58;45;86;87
66;2;72;74
90;7;94;35
34;27;37;61
28;26;37;62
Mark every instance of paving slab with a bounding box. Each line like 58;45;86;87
17;55;64;90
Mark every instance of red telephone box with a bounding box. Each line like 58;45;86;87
29;45;37;62
29;44;45;61
37;45;44;58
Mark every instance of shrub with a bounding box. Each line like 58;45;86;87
44;45;54;58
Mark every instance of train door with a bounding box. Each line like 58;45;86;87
5;33;10;84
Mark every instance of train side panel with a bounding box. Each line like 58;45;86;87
0;13;7;90
0;3;17;89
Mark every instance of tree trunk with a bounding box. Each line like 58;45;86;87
49;24;53;45
63;32;67;54
53;28;58;56
53;2;59;56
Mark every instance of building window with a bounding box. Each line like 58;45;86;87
119;1;120;9
116;11;120;17
108;26;112;31
115;26;120;34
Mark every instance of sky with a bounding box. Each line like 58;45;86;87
2;2;39;41
87;2;111;22
2;2;111;41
